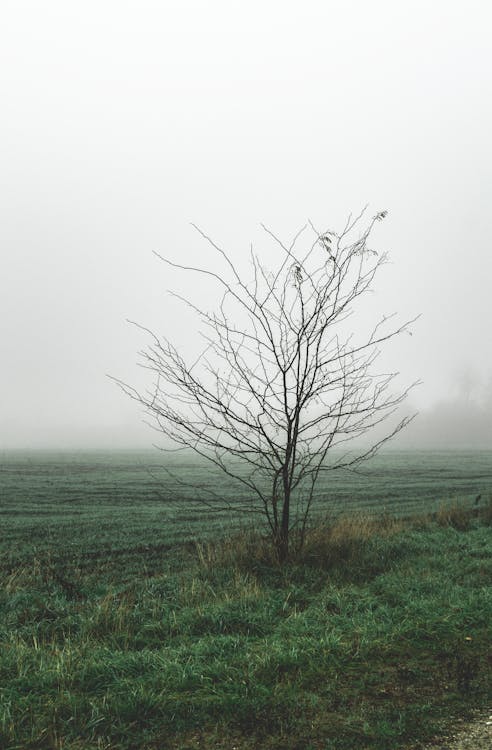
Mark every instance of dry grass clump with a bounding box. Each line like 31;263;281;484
436;502;474;531
298;513;404;566
477;494;492;525
195;512;405;571
435;495;492;531
195;528;277;570
196;498;492;571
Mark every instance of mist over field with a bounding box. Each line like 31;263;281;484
1;0;492;452
3;397;492;451
400;397;492;449
389;372;492;449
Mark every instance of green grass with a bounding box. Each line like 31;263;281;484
2;449;492;576
1;499;491;749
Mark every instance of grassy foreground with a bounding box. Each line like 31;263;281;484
1;505;491;749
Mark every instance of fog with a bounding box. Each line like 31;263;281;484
397;373;492;449
1;0;491;449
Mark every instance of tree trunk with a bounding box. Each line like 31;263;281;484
277;490;290;562
276;527;289;563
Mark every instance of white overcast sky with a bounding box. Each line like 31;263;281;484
1;0;491;448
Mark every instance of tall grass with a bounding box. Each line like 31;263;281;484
1;501;491;749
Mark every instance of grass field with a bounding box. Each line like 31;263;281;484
1;450;491;749
2;449;492;570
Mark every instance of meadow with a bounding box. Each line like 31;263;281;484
0;450;491;749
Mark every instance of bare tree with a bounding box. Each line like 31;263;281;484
115;209;418;561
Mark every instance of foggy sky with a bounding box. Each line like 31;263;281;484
1;0;492;449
